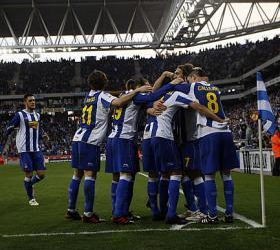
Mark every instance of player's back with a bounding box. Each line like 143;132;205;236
109;91;141;140
73;90;115;146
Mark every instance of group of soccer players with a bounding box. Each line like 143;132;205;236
6;62;239;225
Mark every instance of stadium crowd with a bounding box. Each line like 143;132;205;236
0;36;278;95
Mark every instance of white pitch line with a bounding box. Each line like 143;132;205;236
138;172;264;228
2;226;254;238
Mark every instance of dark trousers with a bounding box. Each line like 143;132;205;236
272;158;280;176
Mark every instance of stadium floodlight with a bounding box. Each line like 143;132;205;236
37;48;43;53
63;48;67;52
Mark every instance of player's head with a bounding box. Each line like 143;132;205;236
23;94;35;111
187;67;208;83
125;77;150;90
87;70;108;90
175;63;194;81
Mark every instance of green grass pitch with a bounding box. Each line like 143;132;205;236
0;162;280;250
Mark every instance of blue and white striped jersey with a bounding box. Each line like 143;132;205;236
108;91;141;140
7;110;41;153
188;81;230;138
73;90;116;146
151;91;194;141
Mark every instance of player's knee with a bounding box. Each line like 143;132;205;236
74;169;84;179
204;174;215;181
148;171;158;178
112;172;120;182
221;171;232;181
37;173;45;180
120;172;132;179
84;170;97;179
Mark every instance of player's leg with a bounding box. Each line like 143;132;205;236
221;132;239;223
113;139;136;224
142;138;161;219
76;142;102;223
20;152;37;205
66;141;84;220
193;175;207;215
221;170;234;223
105;138;119;215
31;151;46;185
199;134;220;224
66;168;84;220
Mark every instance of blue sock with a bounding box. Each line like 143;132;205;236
194;177;207;214
159;178;169;215
114;176;131;217
111;181;118;214
68;176;81;210
147;178;159;216
204;175;217;218
31;175;42;185
24;177;33;200
167;175;181;218
222;174;234;216
182;176;197;212
123;180;134;216
84;177;95;213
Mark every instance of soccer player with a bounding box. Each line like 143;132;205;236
150;76;226;224
106;77;180;224
186;67;239;223
6;94;47;206
65;70;152;223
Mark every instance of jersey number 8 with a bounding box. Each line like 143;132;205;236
206;92;219;113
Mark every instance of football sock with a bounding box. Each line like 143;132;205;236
84;177;95;213
167;175;181;218
147;178;159;216
204;174;217;218
24;177;33;200
194;177;207;214
31;175;43;185
159;177;169;215
222;173;234;216
68;176;81;210
123;180;134;216
181;176;197;212
111;180;118;214
114;176;132;217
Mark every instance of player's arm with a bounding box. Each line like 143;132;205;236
153;71;174;91
111;85;153;108
133;82;175;105
190;102;225;123
6;112;20;135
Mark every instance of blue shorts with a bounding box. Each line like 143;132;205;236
199;132;240;175
142;138;157;172
71;141;100;171
181;140;201;171
105;138;119;173
115;138;139;173
151;137;182;172
19;151;46;172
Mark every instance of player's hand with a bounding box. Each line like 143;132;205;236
163;71;174;79
171;77;184;85
42;134;49;142
147;108;163;116
136;85;153;93
153;100;167;111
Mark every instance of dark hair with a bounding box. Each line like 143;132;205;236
189;67;207;77
87;70;108;90
177;63;194;77
23;94;34;102
126;77;147;90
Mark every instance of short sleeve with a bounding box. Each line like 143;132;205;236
101;92;117;109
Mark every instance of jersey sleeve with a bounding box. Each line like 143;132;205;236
6;112;20;135
101;92;117;109
173;83;191;94
171;91;194;108
133;83;175;105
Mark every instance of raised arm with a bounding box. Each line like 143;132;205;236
153;71;174;91
111;85;153;108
